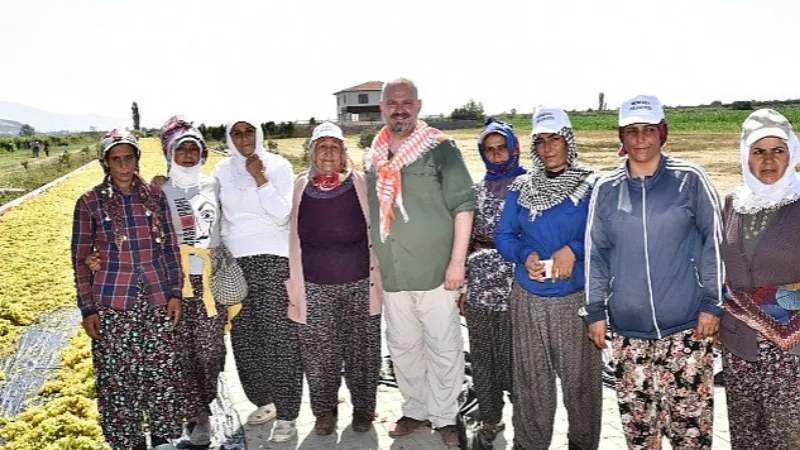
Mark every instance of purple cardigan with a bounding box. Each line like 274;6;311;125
719;194;800;360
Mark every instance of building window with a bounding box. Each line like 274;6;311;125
358;93;369;104
342;95;347;105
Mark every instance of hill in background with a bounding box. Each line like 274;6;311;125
0;102;127;133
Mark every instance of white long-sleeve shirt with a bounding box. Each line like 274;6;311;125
214;152;294;258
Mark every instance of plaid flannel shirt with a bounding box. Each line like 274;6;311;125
71;183;183;317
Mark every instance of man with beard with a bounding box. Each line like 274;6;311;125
365;78;476;447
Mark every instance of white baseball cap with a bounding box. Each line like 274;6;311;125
310;121;344;144
619;95;665;127
531;108;572;135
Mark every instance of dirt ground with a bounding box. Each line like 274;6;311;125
270;129;745;198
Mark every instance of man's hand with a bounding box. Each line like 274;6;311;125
525;252;546;282
550;245;576;282
82;314;102;340
694;312;720;340
167;298;183;329
444;262;465;291
588;321;607;350
85;252;101;272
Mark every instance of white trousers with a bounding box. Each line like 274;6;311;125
383;284;464;428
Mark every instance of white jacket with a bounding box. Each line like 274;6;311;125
214;120;293;258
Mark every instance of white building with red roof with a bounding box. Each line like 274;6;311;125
334;81;383;122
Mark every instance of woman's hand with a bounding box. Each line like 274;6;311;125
167;298;183;329
525;252;546;282
588;321;606;350
150;175;168;189
694;312;720;340
82;314;102;340
85;252;101;272
245;155;269;186
458;293;467;315
550;245;576;282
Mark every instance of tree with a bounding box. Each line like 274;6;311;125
262;121;277;137
131;102;140;131
19;124;35;136
450;100;485;121
509;108;517;118
598;92;607;111
309;117;317;126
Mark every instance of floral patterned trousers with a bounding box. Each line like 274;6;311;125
723;337;800;450
613;330;715;450
92;288;184;450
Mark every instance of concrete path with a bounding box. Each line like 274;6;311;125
218;336;731;450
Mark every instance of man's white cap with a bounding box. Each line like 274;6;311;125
619;95;665;127
310;121;344;144
531;108;572;135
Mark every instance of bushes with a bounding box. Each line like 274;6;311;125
0;135;94;154
730;100;754;111
358;129;377;150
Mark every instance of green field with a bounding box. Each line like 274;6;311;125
499;106;800;132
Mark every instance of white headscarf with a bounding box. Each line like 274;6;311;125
168;153;202;189
225;119;267;188
732;121;800;214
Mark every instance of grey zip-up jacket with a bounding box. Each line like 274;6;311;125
583;156;724;339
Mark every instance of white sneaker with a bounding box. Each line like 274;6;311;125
270;419;297;442
247;403;276;424
189;420;211;446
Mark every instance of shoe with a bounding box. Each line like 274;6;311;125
388;416;431;437
436;424;459;447
352;412;374;433
270;419;297;442
247;403;276;424
189;420;211;446
479;421;505;441
314;411;337;436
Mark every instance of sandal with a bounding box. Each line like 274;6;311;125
388;416;431;437
247;403;276;424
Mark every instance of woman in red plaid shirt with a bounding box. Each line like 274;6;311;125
71;130;184;450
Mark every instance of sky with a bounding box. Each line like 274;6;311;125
1;0;798;129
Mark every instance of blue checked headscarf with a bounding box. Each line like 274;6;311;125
478;117;526;181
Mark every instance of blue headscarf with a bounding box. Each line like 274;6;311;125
478;117;526;181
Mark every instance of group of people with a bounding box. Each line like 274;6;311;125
29;139;49;157
69;77;800;450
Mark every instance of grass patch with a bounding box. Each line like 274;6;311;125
0;146;97;206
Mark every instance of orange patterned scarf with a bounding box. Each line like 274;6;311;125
367;121;447;242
